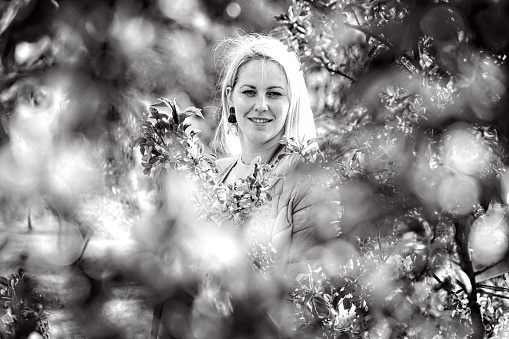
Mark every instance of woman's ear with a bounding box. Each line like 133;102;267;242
226;86;233;106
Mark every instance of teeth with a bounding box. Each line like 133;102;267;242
250;118;270;123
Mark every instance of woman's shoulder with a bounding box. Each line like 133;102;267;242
215;156;239;175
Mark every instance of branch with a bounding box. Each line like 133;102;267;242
477;284;509;294
328;65;357;83
453;217;485;339
474;258;504;277
151;304;163;339
342;22;394;49
477;289;509;301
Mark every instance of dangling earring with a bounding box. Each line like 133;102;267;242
228;107;237;124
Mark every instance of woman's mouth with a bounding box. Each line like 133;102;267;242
248;118;272;124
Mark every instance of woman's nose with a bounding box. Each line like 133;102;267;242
254;95;268;112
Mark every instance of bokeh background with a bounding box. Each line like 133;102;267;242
1;0;509;338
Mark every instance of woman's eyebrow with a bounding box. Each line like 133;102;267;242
238;84;285;90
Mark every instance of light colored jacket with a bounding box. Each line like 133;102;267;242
215;153;341;280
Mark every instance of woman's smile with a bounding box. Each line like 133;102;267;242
248;117;273;125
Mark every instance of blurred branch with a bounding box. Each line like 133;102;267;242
477;284;509;294
477;289;509;301
453;216;484;339
474;259;505;277
151;304;163;339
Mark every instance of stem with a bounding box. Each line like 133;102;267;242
27;207;32;232
342;22;394;49
453;216;484;339
331;67;356;84
151;304;163;339
478;289;509;300
474;258;504;277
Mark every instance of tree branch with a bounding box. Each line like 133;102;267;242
453;216;484;339
341;22;394;49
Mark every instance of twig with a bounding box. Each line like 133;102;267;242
477;284;509;293
342;22;394;48
453;217;484;339
478;289;509;301
151;304;163;339
474;259;504;277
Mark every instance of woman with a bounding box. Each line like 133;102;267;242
213;34;340;280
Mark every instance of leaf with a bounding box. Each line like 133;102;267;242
133;137;146;147
184;106;204;119
295;273;308;283
151;98;177;122
307;137;324;146
343;297;352;310
0;0;22;35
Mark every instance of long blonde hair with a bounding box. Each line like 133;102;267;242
214;34;317;171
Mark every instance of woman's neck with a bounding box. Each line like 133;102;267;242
239;138;282;165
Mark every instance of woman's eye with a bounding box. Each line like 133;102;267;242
242;90;256;96
267;92;282;98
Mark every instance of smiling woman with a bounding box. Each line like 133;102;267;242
214;33;341;280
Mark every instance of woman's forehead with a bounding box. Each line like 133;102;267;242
236;59;288;86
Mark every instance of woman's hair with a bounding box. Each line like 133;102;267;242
213;33;317;160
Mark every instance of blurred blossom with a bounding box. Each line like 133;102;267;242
45;141;102;200
80;238;131;281
441;124;493;176
0;80;67;191
14;36;51;66
0;147;38;191
363;264;393;306
437;173;479;215
54;23;87;66
468;56;507;121
162;304;191;339
410;145;444;206
420;5;466;45
91;49;125;79
164;172;196;219
321;239;359;278
113;16;156;54
368;317;392;339
191;226;244;271
225;2;242;19
355;128;406;173
34;268;91;306
158;0;197;20
125;251;176;296
470;204;509;267
339;181;377;232
79;196;134;240
37;221;85;266
101;298;152;334
85;5;116;42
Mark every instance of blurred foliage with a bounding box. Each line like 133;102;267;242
0;268;49;339
1;0;509;338
273;0;509;338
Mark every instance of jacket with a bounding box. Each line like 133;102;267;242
215;153;341;280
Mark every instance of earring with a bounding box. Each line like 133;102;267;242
228;107;237;124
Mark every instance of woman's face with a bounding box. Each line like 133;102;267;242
228;59;290;151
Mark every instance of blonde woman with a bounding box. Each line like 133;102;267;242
214;33;340;280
